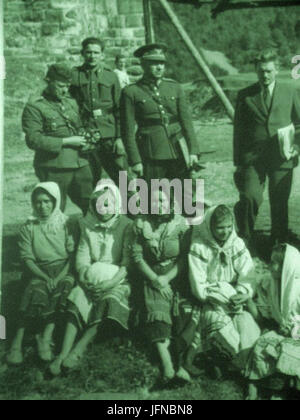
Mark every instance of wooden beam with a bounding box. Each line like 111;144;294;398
212;1;300;17
143;0;155;44
158;0;235;120
0;0;4;314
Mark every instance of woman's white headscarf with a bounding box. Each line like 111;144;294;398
30;182;68;233
83;180;123;230
197;205;237;266
269;244;300;329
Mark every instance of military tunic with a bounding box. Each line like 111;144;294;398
70;65;128;184
70;65;121;137
120;77;199;175
22;92;94;213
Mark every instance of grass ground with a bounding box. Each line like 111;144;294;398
2;119;300;400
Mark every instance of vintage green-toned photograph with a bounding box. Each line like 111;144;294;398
1;0;300;402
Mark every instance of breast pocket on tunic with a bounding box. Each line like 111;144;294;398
162;95;178;114
98;82;114;105
43;116;64;134
136;98;156;116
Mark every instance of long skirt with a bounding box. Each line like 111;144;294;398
141;272;202;367
201;303;261;368
67;281;131;331
19;261;74;322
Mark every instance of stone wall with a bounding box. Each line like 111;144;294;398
3;0;145;121
4;0;145;74
4;0;145;150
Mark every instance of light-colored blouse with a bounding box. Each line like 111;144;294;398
189;207;254;303
132;215;191;267
19;219;75;266
76;215;133;275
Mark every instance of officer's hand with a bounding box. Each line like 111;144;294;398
132;163;144;177
114;138;126;157
63;136;87;148
291;145;300;158
189;154;198;168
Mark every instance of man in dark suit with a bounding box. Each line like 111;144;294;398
234;49;300;248
120;43;199;184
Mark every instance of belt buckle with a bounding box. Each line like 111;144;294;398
93;109;103;118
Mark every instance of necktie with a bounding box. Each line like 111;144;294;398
263;88;272;111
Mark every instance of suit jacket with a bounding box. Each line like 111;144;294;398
120;78;198;166
70;65;121;138
22;92;88;169
233;82;300;169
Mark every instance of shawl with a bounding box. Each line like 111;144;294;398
269;244;300;330
135;214;187;260
195;205;237;267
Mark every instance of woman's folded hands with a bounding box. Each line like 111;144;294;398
152;275;173;300
152;275;170;290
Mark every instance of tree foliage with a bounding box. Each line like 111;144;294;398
152;3;300;82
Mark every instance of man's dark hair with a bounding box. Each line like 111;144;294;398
253;49;279;66
81;37;105;52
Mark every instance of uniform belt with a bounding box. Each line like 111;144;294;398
140;117;179;127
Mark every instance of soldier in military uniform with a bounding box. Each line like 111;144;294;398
22;64;94;214
120;43;199;183
70;37;128;185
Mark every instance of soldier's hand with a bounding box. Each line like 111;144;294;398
132;163;144;177
63;136;87;148
291;145;300;158
189;154;199;168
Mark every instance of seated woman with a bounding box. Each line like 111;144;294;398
245;243;300;400
49;182;132;376
189;205;260;375
6;182;76;365
132;189;201;385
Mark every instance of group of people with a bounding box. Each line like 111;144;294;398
5;36;300;399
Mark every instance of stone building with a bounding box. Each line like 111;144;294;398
4;0;145;66
4;0;145;102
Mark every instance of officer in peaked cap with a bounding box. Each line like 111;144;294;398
22;63;94;213
134;43;168;61
120;43;199;183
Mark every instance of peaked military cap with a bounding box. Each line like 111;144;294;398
46;64;72;84
134;43;167;62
